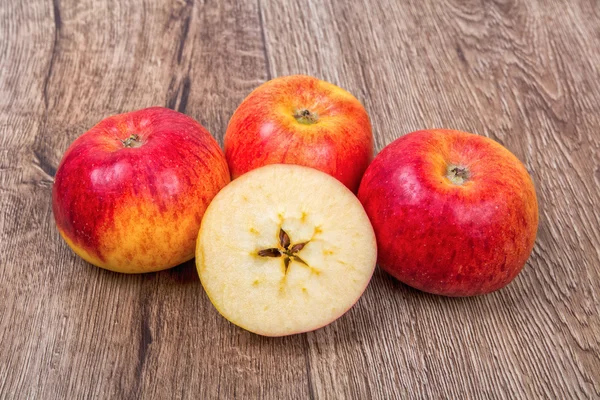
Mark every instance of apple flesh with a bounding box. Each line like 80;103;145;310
196;164;377;336
358;129;539;297
224;75;373;193
52;107;230;273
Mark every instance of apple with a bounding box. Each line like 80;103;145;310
224;75;373;193
52;107;230;273
358;129;539;297
196;164;377;336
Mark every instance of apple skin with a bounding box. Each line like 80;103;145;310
224;75;373;193
358;129;539;296
52;107;230;273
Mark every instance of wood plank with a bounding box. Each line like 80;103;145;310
260;0;600;398
1;0;61;397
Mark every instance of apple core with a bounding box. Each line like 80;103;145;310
257;228;310;273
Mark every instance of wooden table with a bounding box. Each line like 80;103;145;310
1;0;599;398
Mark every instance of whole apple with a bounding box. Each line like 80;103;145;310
52;107;230;273
358;129;539;296
224;75;373;192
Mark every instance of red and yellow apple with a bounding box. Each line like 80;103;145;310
224;75;373;193
358;129;538;296
52;107;230;273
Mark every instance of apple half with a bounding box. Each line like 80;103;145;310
196;164;377;336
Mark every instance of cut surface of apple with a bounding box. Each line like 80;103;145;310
196;164;377;336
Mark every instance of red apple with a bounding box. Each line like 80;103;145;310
358;129;539;296
224;75;373;192
52;107;230;273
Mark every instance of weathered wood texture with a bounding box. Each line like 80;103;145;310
1;0;599;398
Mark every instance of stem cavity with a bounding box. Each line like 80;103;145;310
446;164;470;185
293;109;319;125
121;134;143;148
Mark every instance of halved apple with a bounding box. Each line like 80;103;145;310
196;164;377;336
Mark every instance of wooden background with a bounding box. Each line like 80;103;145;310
1;0;599;398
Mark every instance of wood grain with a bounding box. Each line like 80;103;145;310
1;0;599;398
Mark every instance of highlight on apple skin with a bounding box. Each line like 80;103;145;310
52;107;230;273
358;129;539;297
196;164;377;336
224;75;374;193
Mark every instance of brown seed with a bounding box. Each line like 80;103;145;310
279;229;291;249
284;257;291;272
293;256;309;266
290;242;308;253
258;248;281;257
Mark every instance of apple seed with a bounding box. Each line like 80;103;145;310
292;255;308;266
290;242;307;253
279;228;291;249
257;248;281;257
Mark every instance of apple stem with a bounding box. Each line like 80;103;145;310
121;134;143;148
447;165;470;185
293;109;319;125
